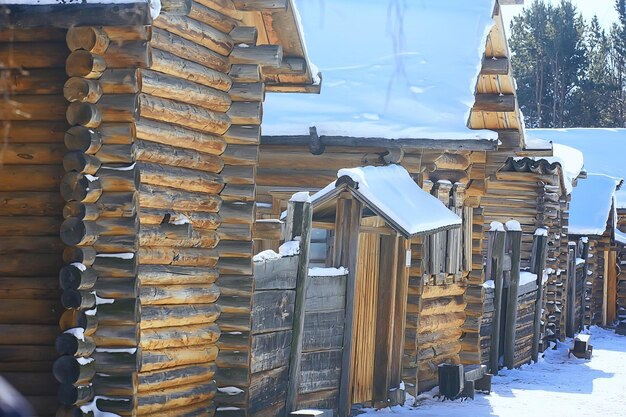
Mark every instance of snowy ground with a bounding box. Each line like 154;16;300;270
364;327;626;417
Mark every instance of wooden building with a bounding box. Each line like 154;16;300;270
529;128;626;325
256;0;549;404
0;0;319;416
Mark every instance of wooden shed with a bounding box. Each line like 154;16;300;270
565;174;624;328
0;0;319;416
246;165;462;416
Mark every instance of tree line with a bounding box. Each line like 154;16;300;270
510;0;626;128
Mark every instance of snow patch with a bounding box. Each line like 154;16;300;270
535;228;548;236
279;240;300;256
77;357;94;365
65;327;85;342
489;221;505;232
217;386;245;395
290;191;311;202
308;267;348;277
483;280;495;289
95;348;137;354
96;253;134;259
253;250;281;263
505;220;521;231
519;271;537;286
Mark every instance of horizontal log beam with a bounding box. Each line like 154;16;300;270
1;3;151;28
473;94;516;112
136;119;226;155
230;45;282;67
232;0;288;10
151;48;232;91
481;57;510;75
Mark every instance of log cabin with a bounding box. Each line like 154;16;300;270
499;142;584;357
0;1;320;416
528;128;626;330
255;0;557;408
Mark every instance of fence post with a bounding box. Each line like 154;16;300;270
504;229;522;369
566;242;577;338
285;199;313;412
488;227;506;375
580;239;590;330
531;233;548;362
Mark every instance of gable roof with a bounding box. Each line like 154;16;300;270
262;0;498;142
528;128;626;207
569;174;620;236
310;165;461;238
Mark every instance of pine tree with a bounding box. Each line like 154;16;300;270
510;1;552;127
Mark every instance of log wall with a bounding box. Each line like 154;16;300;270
133;3;263;415
56;23;146;417
476;163;570;364
256;144;475;396
513;284;537;367
0;27;68;416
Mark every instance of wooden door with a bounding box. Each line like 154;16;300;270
349;231;380;404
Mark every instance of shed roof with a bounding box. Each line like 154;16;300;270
262;0;498;142
511;143;584;194
569;174;620;236
310;165;462;238
527;128;626;207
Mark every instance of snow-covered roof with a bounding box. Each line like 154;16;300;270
528;128;626;206
569;174;619;236
516;143;583;194
310;165;462;237
263;0;497;141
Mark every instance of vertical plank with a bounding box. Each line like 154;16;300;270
580;240;590;332
488;230;506;375
531;234;548;362
337;197;363;417
372;234;399;404
504;230;521;369
607;250;617;324
390;237;410;394
285;201;312;412
603;250;610;326
566;242;577;338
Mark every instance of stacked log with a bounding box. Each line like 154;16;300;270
0;27;68;416
55;25;145;416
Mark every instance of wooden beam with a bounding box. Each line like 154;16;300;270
261;136;498;151
487;229;506;375
373;234;399;404
230;45;283;67
337;197;363;417
1;2;152;28
474;94;516;112
285;201;313;412
232;0;288;10
481;57;510;75
503;230;522;369
531;234;548;362
263;57;307;75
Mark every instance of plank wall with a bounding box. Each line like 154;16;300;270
0;27;68;416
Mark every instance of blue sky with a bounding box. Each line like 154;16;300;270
502;0;619;36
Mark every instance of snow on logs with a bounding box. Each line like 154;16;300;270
56;24;145;415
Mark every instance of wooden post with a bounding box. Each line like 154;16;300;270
488;229;506;375
531;234;548;362
580;240;590;331
504;230;522;369
285;200;313;412
389;237;410;404
566;242;577;338
372;233;399;405
603;250;610;326
337;196;363;417
607;249;618;325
